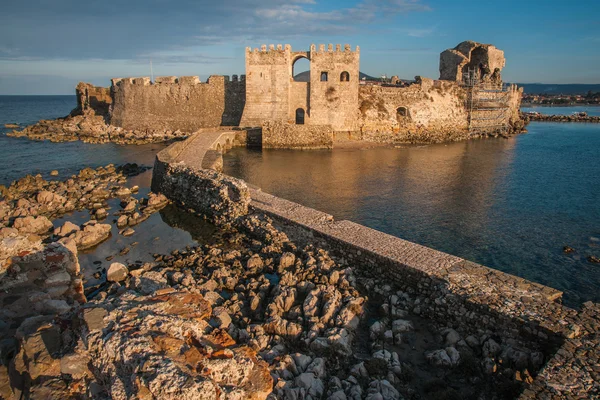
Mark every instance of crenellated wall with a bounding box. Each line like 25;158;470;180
239;43;360;132
109;75;246;132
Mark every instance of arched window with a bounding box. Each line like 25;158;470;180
320;72;328;82
295;108;305;125
396;107;408;117
340;71;350;82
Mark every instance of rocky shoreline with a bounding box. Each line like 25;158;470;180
522;112;600;123
3;162;590;399
6;112;189;145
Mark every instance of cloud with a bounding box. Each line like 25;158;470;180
0;0;430;62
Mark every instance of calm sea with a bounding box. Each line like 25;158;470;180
1;95;599;306
0;96;166;185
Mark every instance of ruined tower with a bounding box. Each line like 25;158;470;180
439;41;506;83
240;44;360;132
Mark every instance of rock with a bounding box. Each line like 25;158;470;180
50;170;59;176
130;271;168;295
444;328;461;346
82;307;108;332
121;227;135;237
482;338;501;357
36;190;65;204
366;380;401;400
278;252;296;270
587;255;600;264
212;306;232;329
13;215;53;235
54;221;80;237
107;262;129;282
370;321;385;339
114;187;131;197
425;349;452;367
445;346;460;366
295;372;325;398
60;352;89;379
117;215;129;228
146;192;168;209
246;254;264;271
95;208;108;219
563;246;575;254
72;221;111;250
391;319;413;334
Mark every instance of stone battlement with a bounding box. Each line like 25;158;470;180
110;75;246;87
246;44;359;54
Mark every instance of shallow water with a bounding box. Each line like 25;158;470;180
224;122;600;307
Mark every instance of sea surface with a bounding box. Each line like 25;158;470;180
1;95;599;306
223;123;600;307
522;105;600;117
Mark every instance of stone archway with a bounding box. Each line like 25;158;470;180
292;56;310;82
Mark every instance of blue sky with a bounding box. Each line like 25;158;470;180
1;0;599;94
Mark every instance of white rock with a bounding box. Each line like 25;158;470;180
107;262;129;282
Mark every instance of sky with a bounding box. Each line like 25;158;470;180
1;0;599;94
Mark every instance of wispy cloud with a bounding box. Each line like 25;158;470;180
0;0;431;62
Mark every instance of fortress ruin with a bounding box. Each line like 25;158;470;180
76;41;523;148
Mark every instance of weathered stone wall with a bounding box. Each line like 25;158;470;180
72;82;112;117
440;41;506;82
152;131;251;224
358;78;471;143
240;45;294;127
262;121;333;149
110;75;245;132
309;44;360;131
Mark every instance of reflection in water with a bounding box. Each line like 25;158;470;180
224;123;600;307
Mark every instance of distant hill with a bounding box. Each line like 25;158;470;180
516;83;600;95
293;71;379;82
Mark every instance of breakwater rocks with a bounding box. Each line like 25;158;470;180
522;112;600;123
6;113;189;145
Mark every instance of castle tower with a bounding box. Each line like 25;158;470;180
240;43;360;132
308;44;360;131
239;44;294;127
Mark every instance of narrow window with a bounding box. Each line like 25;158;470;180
295;108;305;124
320;72;328;82
397;107;408;117
340;71;350;82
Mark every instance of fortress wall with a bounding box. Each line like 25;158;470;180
240;45;293;127
109;75;245;132
358;78;470;142
262;120;333;149
309;44;360;131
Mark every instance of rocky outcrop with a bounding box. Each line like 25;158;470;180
152;163;250;226
0;238;85;332
7;113;189;144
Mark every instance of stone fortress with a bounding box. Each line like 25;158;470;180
75;40;523;148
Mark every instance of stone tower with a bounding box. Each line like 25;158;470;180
240;43;360;132
308;44;360;131
439;41;506;83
